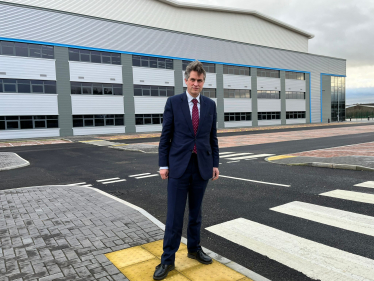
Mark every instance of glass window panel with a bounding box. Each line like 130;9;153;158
115;117;124;126
79;50;90;62
166;59;173;70
111;54;121;65
142;87;150;96
41;45;54;59
151;86;159;96
113;86;122;95
224;115;229;122
4;82;16;92
20;120;33;129
34;120;46;128
150;57;158;68
69;49;79;61
0;80;2;92
132;56;141;66
102;54;111;64
6;121;19;129
167;88;174;97
1;41;14;55
95;118;105;126
234;68;240;75
15;42;28;57
71;82;81;94
223;66;228;74
20;116;32;120
157;58;166;69
152;117;160;124
29;45;42;58
134;86;142;96
144;117;152;124
17;80;31;93
44;82;56;94
6;116;19;120
104;118;113;126
141;57;149;67
84;119;94;126
73;119;83;127
83;115;93;118
82;86;92;94
135;117;143;125
0;121;5;130
92;84;102;95
159;87;167;96
46;120;58;128
224;90;229;98
103;86;113;95
90;51;101;63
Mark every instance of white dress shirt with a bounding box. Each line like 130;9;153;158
160;91;200;170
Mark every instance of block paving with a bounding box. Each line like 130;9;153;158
0;186;164;281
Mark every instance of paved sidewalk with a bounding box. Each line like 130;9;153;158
0;186;264;281
267;142;374;171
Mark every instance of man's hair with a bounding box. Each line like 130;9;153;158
184;60;206;81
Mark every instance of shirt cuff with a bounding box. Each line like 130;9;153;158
160;167;169;170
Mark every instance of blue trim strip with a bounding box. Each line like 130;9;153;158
320;73;347;122
310;73;312;124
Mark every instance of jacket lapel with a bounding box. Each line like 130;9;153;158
196;95;208;136
181;93;195;136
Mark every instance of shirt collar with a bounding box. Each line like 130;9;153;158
186;90;200;103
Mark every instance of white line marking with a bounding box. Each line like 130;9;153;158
135;174;159;179
271;201;374;237
320;189;374;204
206;218;374;281
226;154;274;160
220;153;253;158
80;184;93;187
96;178;120;182
66;182;86;186
354;181;374;189
219;152;233;155
102;179;127;184
227;161;240;163
220;175;290;187
129;173;151;177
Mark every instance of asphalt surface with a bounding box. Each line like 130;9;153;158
1;126;374;281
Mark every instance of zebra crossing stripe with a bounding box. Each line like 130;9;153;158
271;201;374;237
66;182;86;186
220;153;253;158
226;154;274;160
97;178;120;182
102;179;126;184
219;152;234;155
220;175;290;187
129;173;151;177
354;181;374;189
320;190;374;204
135;174;159;179
206;218;374;281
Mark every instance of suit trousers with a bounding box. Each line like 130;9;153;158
161;153;209;265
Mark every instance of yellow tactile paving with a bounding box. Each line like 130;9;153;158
267;155;296;161
105;240;251;281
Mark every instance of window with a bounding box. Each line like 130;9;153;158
257;90;280;99
132;55;173;69
72;115;124;127
285;71;305;80
0;41;54;59
258;112;281;120
223;65;250;76
0;116;58;130
224;112;251;122
182;61;215;73
135;114;163;125
0;79;56;94
285;91;305;99
183;87;216;98
257;68;280;78
135;85;174;97
224;89;250;98
68;48;121;65
71;82;122;95
286;111;306;119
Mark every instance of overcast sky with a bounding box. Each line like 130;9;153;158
179;0;373;104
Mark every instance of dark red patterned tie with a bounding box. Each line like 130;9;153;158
192;99;199;154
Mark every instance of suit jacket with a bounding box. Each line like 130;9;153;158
159;92;219;180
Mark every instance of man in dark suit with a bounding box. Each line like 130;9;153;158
154;60;219;280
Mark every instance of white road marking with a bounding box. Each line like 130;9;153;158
135;174;159;179
219;152;234;155
129;173;151;177
102;179;127;184
354;181;374;189
66;182;86;186
206;218;374;281
271;201;374;237
226;154;274;160
96;177;120;182
220;153;253;158
227;161;240;163
320;189;374;204
220;175;290;187
80;184;93;187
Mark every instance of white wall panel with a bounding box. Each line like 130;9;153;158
73;126;125;136
0;93;58;115
133;67;174;86
223;74;251;89
0;129;59;140
69;61;123;83
285;79;306;92
71;95;124;114
224;99;252;112
0;55;56;80
257;77;281;91
182;72;216;89
257;99;281;111
286;119;306;124
136;125;162;133
134;97;167;114
258;120;282;126
286;100;306;111
224;121;252;128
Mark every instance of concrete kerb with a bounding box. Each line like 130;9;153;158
0;152;30;171
3;184;270;281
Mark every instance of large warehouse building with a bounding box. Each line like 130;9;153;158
0;0;346;139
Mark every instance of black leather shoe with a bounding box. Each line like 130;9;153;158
187;250;212;264
153;263;175;280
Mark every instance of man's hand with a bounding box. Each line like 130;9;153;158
160;169;169;180
212;167;219;181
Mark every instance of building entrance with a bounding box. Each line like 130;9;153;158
331;76;346;122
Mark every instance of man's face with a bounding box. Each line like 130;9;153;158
185;71;205;98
